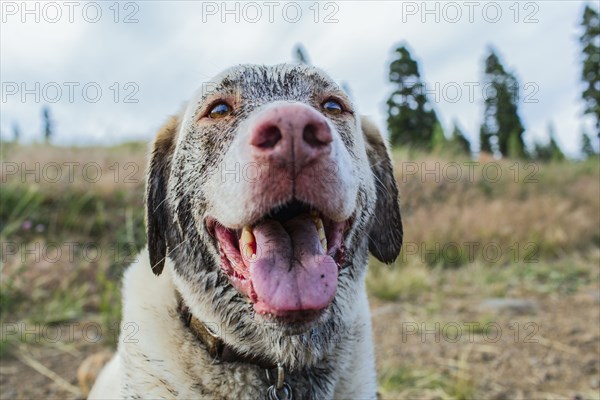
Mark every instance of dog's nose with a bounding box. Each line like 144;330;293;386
249;103;333;168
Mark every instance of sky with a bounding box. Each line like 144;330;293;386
1;0;598;157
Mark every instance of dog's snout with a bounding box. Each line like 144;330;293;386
303;123;331;148
250;104;333;167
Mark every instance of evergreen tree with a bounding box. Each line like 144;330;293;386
42;106;53;143
386;45;439;149
548;127;565;161
431;121;446;152
479;48;526;157
12;122;21;143
293;44;310;64
450;122;471;155
580;4;600;137
581;131;597;157
534;123;565;161
479;126;492;154
507;130;526;159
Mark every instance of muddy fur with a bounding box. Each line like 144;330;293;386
89;64;402;399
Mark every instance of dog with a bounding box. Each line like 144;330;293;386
89;64;402;399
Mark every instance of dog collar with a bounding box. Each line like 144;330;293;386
176;296;294;399
176;294;277;369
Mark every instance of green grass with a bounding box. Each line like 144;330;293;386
367;252;599;303
379;364;475;400
0;185;45;237
1;143;147;354
391;151;599;267
1;142;598;357
366;261;433;301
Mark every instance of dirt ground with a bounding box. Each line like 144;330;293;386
372;289;600;399
2;136;599;399
1;288;598;400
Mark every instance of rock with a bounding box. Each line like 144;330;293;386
478;298;537;315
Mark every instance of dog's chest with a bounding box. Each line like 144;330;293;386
121;348;329;400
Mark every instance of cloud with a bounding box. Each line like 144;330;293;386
0;1;594;156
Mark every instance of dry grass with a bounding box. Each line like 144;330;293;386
2;143;598;322
1;142;599;399
391;149;599;267
1;143;147;342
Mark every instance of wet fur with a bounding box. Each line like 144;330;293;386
89;64;402;399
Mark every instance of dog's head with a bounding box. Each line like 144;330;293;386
145;64;402;366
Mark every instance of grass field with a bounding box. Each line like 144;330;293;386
1;142;599;399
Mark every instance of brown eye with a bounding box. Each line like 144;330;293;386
208;102;232;119
322;99;343;115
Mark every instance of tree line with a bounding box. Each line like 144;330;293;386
6;5;598;160
386;4;599;160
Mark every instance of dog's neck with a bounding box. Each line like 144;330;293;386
176;293;277;370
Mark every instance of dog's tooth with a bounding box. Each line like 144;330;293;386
310;212;321;227
311;216;327;250
241;225;256;260
309;213;327;250
241;225;254;241
318;226;327;250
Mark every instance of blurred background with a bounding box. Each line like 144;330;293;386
1;1;599;399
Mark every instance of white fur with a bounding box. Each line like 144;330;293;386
89;64;391;399
89;248;377;399
203;100;359;229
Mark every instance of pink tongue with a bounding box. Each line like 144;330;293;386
249;215;338;315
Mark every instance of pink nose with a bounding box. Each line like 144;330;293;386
249;103;333;168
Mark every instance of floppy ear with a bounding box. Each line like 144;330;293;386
146;116;179;275
361;117;403;264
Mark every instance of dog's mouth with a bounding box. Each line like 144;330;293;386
206;200;349;322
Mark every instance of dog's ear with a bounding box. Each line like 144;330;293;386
361;116;403;264
146;116;179;275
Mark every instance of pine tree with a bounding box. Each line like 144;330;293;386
548;131;565;162
479;126;492;154
12;122;21;143
480;48;526;158
451;122;471;155
581;131;597;157
431;121;446;152
580;4;600;137
293;44;310;65
507;130;526;159
42;106;53;143
533;141;551;161
534;123;565;161
386;45;439;149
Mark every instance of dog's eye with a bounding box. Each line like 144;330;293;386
208;102;232;119
322;99;343;115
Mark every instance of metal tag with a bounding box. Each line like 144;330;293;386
265;363;292;400
266;382;292;400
